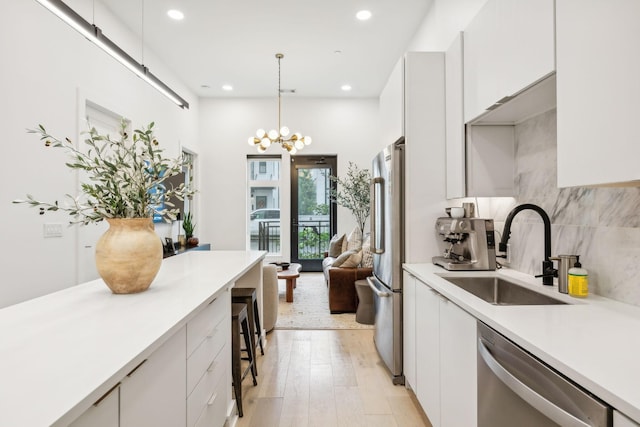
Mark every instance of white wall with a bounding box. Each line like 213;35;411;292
198;97;379;259
407;0;488;51
1;2;199;307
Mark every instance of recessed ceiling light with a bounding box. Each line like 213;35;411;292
334;50;342;55
200;84;211;89
167;9;184;20
222;84;233;91
356;10;372;21
341;84;352;91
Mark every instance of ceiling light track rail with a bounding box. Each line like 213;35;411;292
35;0;189;109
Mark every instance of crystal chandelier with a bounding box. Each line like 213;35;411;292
248;53;312;154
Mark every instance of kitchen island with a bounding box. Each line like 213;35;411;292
404;263;640;426
0;250;266;427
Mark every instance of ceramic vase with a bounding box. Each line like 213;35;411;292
95;217;162;294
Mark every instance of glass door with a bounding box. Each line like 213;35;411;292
290;155;337;271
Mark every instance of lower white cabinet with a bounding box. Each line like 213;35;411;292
439;297;477;427
415;279;441;426
69;290;232;427
69;385;119;427
403;272;417;390
407;272;477;427
615;410;640;427
120;326;187;427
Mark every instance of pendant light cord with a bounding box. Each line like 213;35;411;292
277;53;282;133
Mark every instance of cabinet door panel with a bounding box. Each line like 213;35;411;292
69;386;119;427
439;299;477;427
120;327;187;427
403;272;417;390
557;0;640;186
415;282;440;426
445;33;466;199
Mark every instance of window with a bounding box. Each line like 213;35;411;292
247;156;281;254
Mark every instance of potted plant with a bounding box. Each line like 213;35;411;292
182;211;199;247
330;162;371;236
13;120;193;294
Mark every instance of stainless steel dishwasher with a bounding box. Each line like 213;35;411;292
477;321;612;426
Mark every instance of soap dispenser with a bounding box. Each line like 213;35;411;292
568;256;589;297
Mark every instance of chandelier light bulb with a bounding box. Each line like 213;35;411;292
260;137;271;148
248;137;256;146
257;145;267;153
280;126;290;137
256;129;266;139
294;140;304;150
268;129;279;140
290;146;297;155
304;136;312;145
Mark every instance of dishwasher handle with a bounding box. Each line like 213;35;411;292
478;338;590;427
366;277;391;298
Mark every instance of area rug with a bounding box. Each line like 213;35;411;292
275;272;374;330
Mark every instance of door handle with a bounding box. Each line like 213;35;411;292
478;338;589;427
366;277;391;298
371;176;385;254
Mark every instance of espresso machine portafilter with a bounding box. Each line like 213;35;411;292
432;217;497;271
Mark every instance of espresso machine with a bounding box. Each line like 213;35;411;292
432;217;497;271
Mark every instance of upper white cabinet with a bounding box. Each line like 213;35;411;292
615;410;640;427
556;0;640;187
464;0;555;123
445;33;466;199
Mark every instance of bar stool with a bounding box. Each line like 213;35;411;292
231;303;257;417
232;287;264;361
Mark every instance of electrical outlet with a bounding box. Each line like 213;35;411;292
43;223;63;238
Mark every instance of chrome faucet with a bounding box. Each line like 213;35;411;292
498;203;556;285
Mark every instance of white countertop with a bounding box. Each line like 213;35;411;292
0;250;266;427
403;263;640;423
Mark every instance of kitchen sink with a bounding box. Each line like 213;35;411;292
441;276;567;306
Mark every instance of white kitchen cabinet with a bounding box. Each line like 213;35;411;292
439;298;477;427
465;125;515;197
69;386;119;427
464;0;555;123
556;0;640;187
409;272;478;427
445;32;465;199
615;410;640;427
415;278;441;426
403;271;417;391
120;326;187;427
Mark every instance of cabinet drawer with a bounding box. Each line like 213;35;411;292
187;313;226;395
193;371;228;427
187;344;228;427
187;294;227;357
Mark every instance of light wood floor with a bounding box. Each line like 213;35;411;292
235;329;432;427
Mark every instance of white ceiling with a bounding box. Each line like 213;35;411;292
95;0;433;99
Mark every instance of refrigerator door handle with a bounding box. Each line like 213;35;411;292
371;176;385;254
367;277;391;297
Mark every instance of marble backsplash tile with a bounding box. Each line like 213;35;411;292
453;108;640;307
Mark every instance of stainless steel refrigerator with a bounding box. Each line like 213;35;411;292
367;137;404;385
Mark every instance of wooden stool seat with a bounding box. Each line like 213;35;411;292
231;302;257;417
232;287;264;361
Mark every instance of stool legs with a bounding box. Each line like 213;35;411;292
253;298;264;356
231;303;257;418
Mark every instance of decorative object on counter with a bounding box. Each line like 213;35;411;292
568;256;589;297
329;162;371;236
550;254;578;294
13;120;194;294
247;53;311;154
96;218;162;293
182;211;199;246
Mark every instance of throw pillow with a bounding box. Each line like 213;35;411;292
361;234;373;268
346;226;363;252
328;233;346;257
332;249;362;268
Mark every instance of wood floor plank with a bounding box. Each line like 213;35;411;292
234;329;427;427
